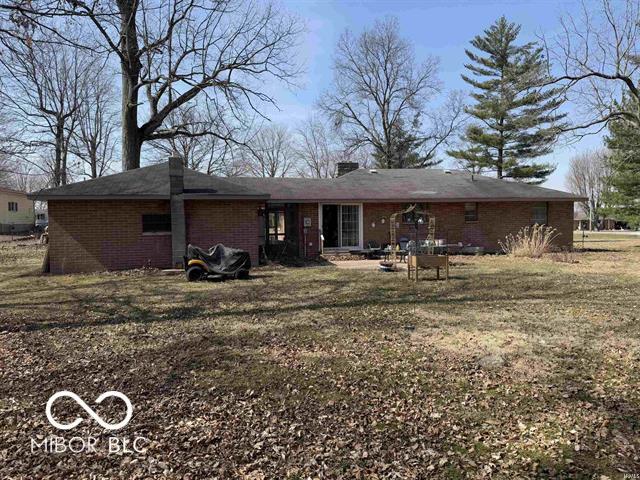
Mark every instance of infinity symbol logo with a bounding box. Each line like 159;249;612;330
46;391;133;431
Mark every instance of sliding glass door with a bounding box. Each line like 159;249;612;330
340;205;359;247
321;204;361;249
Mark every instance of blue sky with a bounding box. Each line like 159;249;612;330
264;0;604;192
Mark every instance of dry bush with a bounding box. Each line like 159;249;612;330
499;224;558;258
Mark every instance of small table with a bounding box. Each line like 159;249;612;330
407;254;449;281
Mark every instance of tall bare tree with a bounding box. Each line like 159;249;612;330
565;149;611;230
241;124;295;177
70;65;118;179
319;17;463;169
148;103;244;175
4;0;302;171
0;31;91;185
294;116;339;178
545;0;640;132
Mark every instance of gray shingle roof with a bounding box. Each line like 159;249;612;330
231;169;584;202
29;164;584;203
28;162;269;200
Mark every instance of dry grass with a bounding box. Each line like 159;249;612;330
0;232;639;478
499;224;558;258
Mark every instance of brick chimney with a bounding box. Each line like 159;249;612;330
336;162;359;177
169;156;186;268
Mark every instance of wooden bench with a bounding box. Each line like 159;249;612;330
407;254;449;281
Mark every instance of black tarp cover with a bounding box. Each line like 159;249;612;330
187;243;251;275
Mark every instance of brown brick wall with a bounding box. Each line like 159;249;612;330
48;200;172;274
48;199;263;274
185;200;262;265
362;201;575;252
297;203;321;258
48;198;575;273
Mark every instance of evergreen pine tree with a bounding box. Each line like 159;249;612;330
372;119;441;169
604;98;640;228
448;16;566;184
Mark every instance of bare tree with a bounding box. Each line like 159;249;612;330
0;31;91;185
241;124;296;177
294;116;339;178
319;17;463;168
70;65;118;179
565;149;611;230
4;0;303;171
545;0;640;133
8;161;48;192
148;103;243;175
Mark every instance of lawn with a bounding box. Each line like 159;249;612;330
1;233;639;478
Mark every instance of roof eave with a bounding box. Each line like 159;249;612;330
264;196;585;203
28;193;270;201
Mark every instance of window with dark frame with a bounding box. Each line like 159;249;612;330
464;202;478;222
268;210;286;242
531;202;548;225
142;214;171;233
8;201;18;212
402;203;428;224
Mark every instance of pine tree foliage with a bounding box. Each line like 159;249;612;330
604;98;640;228
448;17;566;184
372;118;441;169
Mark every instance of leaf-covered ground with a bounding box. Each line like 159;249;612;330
1;233;639;479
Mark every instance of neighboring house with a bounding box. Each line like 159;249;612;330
35;208;48;228
574;210;627;231
29;158;584;274
0;186;34;234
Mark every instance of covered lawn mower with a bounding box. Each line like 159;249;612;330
184;243;251;281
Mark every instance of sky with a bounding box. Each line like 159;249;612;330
261;0;605;192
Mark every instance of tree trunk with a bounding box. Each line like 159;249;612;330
118;0;143;171
90;149;98;178
121;66;143;170
54;119;65;186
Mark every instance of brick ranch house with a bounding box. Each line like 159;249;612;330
30;158;583;274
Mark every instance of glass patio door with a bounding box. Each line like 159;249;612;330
321;204;360;248
340;205;359;247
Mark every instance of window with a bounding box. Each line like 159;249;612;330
531;202;548;225
8;201;18;212
36;213;46;220
402;204;428;224
464;202;478;222
268;210;286;242
142;214;171;233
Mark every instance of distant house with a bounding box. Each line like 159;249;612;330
35;208;48;228
29;158;585;274
0;186;34;234
573;210;627;231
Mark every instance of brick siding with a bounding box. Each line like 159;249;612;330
48;200;172;274
48;198;575;273
296;201;574;255
362;201;574;252
48;199;262;274
185;200;262;266
297;203;321;257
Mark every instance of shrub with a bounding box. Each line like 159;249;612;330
499;224;558;258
